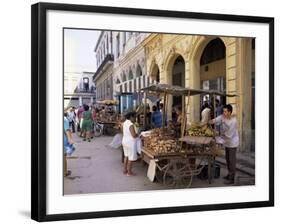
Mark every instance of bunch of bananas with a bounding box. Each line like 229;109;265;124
187;124;214;137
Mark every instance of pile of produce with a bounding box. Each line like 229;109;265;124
97;112;117;123
143;128;178;154
187;123;215;137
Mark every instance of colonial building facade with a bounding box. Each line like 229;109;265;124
143;34;255;152
64;71;96;108
95;31;157;113
112;32;158;113
93;31;114;102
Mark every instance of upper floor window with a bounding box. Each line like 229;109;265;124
116;34;120;57
83;77;89;91
123;32;126;47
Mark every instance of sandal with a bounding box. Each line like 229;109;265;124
126;172;136;176
64;170;71;177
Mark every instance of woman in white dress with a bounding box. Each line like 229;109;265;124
122;112;138;176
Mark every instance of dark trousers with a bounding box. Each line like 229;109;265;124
69;121;75;133
225;147;237;178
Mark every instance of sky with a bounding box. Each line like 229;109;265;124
64;29;101;73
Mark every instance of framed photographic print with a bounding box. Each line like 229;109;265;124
31;2;274;222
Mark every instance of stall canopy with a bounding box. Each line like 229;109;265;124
96;99;119;105
141;83;237;97
140;83;238;134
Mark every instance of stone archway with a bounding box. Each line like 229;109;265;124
121;72;127;82
200;38;226;119
189;36;228;121
163;52;187;119
136;64;143;77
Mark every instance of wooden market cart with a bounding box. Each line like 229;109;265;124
140;84;237;187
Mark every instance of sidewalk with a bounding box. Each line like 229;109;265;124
216;151;255;176
64;134;254;195
216;151;255;185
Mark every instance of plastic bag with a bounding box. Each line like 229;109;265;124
135;137;142;154
64;143;76;156
109;134;123;149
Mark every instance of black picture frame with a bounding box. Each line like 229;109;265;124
31;2;274;222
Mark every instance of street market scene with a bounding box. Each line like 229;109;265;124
63;29;255;194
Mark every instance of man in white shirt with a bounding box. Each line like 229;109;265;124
201;102;211;124
209;104;239;184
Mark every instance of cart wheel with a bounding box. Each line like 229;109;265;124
155;169;164;183
154;159;168;183
181;174;193;188
163;159;192;187
163;168;177;186
94;124;103;137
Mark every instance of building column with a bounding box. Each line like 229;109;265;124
90;97;94;105
189;57;201;122
184;61;191;122
237;38;252;152
79;96;83;106
126;95;129;110
120;95;124;113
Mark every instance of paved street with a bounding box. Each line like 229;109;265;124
64;134;254;195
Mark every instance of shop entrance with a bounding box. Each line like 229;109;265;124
172;56;185;107
199;38;226;117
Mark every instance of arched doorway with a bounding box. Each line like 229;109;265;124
199;38;226;118
121;72;126;82
171;56;185;107
150;64;160;83
128;69;134;92
136;64;142;91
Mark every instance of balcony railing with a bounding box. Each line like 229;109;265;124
74;87;96;94
93;54;114;80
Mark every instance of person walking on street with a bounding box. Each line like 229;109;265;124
64;112;74;177
77;105;84;136
67;107;76;133
122;112;138;176
81;105;93;142
209;104;239;184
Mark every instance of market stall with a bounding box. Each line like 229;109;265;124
140;83;237;187
95;100;119;135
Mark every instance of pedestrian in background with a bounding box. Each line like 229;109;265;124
81;105;93;142
77;105;84;135
67;107;76;133
151;105;162;128
64;112;74;177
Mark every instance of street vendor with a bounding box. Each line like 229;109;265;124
208;104;239;184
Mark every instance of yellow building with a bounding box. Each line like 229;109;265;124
143;34;255;152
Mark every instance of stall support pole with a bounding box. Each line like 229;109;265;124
213;94;216;118
162;93;167;128
144;92;147;129
181;95;186;137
